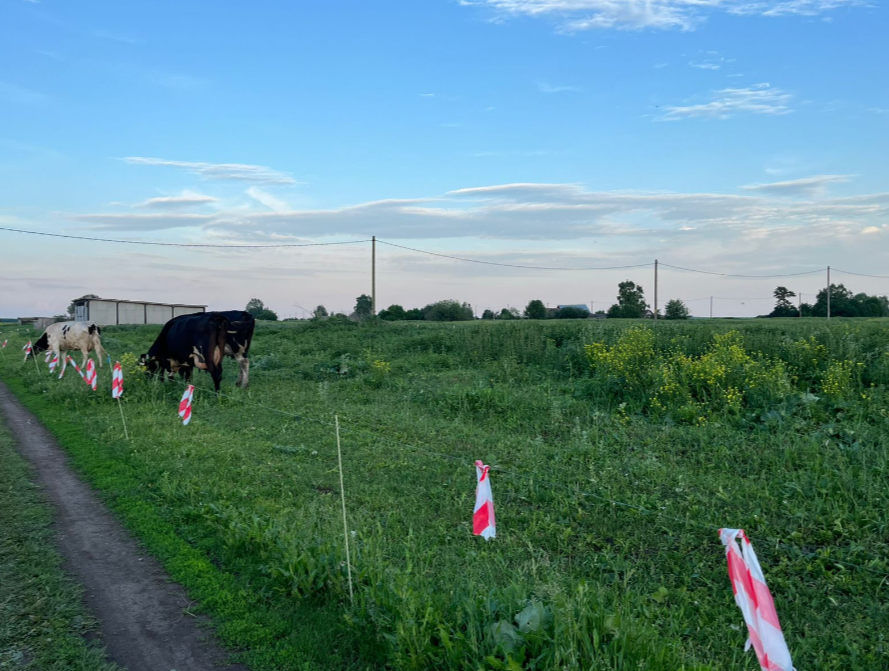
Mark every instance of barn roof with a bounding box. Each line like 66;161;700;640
72;297;207;308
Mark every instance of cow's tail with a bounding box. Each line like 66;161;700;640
208;315;229;393
88;324;107;364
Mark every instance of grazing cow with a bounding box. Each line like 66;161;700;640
30;321;107;377
212;310;255;388
140;313;230;392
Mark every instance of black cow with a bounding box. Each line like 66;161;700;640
211;310;256;388
140;313;230;392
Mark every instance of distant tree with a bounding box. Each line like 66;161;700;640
769;286;799;318
556;306;589;319
254;309;278;321
312;305;329;319
246;298;266;317
524;299;547;320
378;304;407;321
607;281;647;318
497;307;521;320
423;300;474;321
800;302;814;317
481;309;495;320
665;299;690;320
52;314;69;323
405;308;424;320
67;294;100;318
354;294;373;321
812;284;855;317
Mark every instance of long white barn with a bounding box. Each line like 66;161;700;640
73;297;206;326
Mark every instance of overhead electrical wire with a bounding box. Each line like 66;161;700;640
0;226;371;249
658;262;826;279
831;267;889;280
376;239;653;271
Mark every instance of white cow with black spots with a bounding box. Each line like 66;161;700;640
30;321;107;377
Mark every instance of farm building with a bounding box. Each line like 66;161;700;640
18;316;57;330
72;297;206;326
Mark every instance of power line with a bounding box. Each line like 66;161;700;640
377;240;654;271
659;262;825;279
0;226;371;249
832;268;889;280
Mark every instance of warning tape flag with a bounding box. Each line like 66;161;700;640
178;385;194;425
22;341;32;360
49;353;59;372
473;460;496;540
112;362;123;399
85;359;97;391
720;528;793;671
66;356;86;381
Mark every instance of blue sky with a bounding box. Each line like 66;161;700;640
1;0;887;318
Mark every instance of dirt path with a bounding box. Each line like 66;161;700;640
0;381;248;671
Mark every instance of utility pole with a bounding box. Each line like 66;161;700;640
798;292;802;317
826;266;831;320
710;296;713;319
653;259;658;322
371;236;376;319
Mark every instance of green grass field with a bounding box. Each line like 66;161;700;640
0;318;887;670
0;409;119;671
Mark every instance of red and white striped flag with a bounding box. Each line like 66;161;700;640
66;356;85;380
112;362;123;399
49;353;59;373
178;385;194;425
719;529;793;671
473;460;496;540
44;350;52;363
85;359;97;391
22;341;32;359
2;340;7;348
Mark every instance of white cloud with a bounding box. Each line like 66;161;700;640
465;0;861;31
662;83;792;120
689;61;720;70
742;174;851;197
136;193;218;209
537;81;582;93
122;157;299;185
862;226;882;234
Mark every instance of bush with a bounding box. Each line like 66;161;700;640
556;306;588;319
665;299;690;320
422;300;474;322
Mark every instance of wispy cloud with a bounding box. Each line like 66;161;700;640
464;0;862;31
122;157;299;185
537;81;581;93
65;178;889;261
689;61;720;70
661;83;792;120
742;174;852;197
247;187;290;212
136;193;219;209
67;213;212;231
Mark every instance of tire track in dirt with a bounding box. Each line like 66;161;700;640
0;381;248;671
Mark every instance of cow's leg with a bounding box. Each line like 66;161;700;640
80;346;90;370
58;352;68;378
94;340;106;367
235;353;250;388
209;364;223;393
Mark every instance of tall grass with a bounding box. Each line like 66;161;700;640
1;318;887;669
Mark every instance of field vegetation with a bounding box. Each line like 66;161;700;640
0;318;887;670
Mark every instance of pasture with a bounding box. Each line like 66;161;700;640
1;318;887;670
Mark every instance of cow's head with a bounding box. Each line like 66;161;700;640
139;353;160;375
31;332;50;356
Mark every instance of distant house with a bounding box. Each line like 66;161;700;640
642;309;655;319
18;317;56;330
